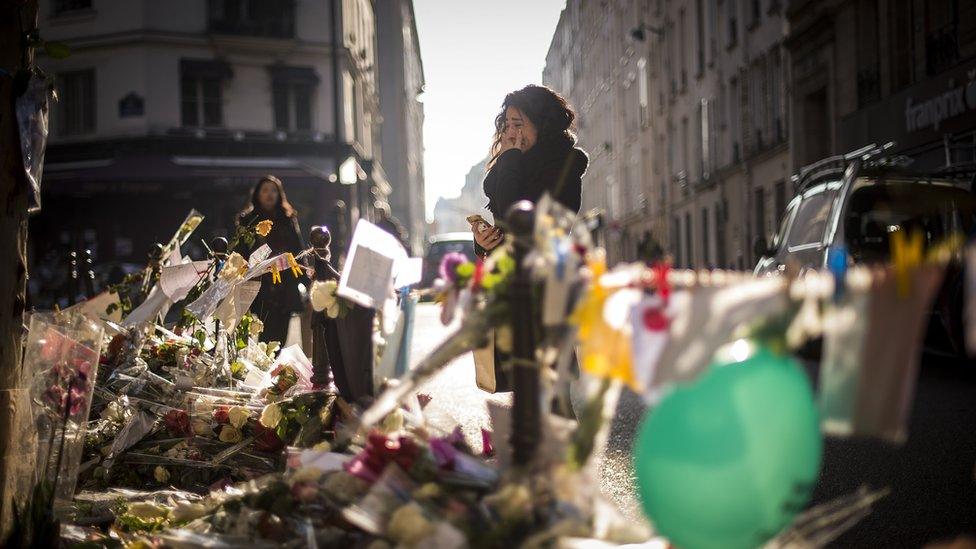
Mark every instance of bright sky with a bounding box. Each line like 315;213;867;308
414;0;567;220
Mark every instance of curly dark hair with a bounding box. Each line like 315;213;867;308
487;85;577;170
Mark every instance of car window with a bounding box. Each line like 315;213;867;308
783;190;835;249
845;179;976;263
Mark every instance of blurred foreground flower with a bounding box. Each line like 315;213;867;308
255;219;274;237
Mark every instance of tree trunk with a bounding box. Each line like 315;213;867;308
0;0;38;537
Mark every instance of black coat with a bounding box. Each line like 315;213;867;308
483;136;588;223
237;209;307;314
479;137;588;392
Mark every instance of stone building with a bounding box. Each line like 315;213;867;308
430;158;489;235
377;0;426;255
31;0;401;304
787;0;976;171
544;0;791;269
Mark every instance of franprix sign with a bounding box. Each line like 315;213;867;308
904;68;976;134
840;61;976;155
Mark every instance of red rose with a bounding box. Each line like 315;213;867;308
164;409;193;437
213;406;230;424
253;422;285;453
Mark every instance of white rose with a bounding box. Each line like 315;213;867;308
191;419;212;436
219;425;243;443
154;466;170;483
227;406;251;429
248;318;264;337
171;502;209;522
259;403;283;429
127;502;169;519
310;281;329;312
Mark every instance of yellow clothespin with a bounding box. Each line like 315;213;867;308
271;263;282;284
890;229;922;297
287;253;302;278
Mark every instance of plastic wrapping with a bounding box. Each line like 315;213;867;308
15;70;54;211
27;311;104;501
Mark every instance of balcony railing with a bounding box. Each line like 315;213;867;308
208;0;295;39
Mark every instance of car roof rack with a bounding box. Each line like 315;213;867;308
792;142;900;192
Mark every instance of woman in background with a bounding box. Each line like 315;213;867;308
238;175;307;344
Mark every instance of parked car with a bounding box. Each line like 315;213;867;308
754;143;976;355
420;232;477;289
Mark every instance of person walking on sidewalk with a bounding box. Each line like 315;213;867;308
238;175;308;344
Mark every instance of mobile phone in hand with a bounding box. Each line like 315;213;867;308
466;215;492;235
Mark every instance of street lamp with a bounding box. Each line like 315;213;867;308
630;22;664;42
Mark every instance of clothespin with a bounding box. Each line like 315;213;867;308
270;263;282;284
890;229;923;298
826;245;848;302
287;253;302;278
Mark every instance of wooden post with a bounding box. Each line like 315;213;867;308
0;0;39;537
507;200;540;467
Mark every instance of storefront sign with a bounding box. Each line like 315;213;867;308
904;69;976;133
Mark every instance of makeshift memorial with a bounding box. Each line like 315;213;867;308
633;340;822;549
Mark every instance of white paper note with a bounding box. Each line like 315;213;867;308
338;220;408;309
159;260;210;302
66;290;123;323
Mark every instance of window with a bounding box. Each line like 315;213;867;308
679;9;688;88
54;0;91;14
57;69;95;135
695;0;705;75
684;213;693;268
637;57;649;127
699;98;711;180
702;207;710;266
673;216;682;266
750;0;761;27
783;191;833;249
754;187;767;240
181;75;222;127
269;66;318;132
208;0;295;38
774;180;787;223
729;77;741;163
726;0;739;47
273;82;312;131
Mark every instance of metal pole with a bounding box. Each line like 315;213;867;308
507;200;540;467
309;225;334;390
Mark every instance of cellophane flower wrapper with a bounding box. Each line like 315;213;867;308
28;311;104;501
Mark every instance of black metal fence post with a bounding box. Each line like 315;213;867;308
309;226;334;389
507;200;540;467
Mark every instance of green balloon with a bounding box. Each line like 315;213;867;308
633;344;822;549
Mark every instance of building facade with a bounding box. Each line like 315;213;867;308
32;0;398;305
430;158;488;236
544;0;791;269
376;0;426;256
787;0;976;172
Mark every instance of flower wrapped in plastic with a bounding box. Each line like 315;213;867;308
27;311;105;501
